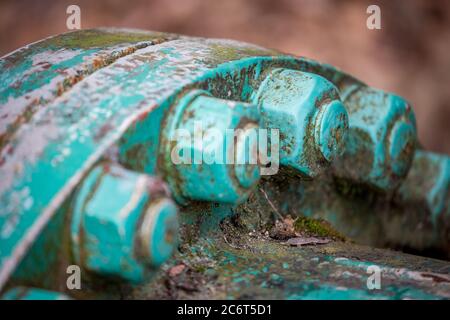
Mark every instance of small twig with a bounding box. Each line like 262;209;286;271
223;235;240;249
259;187;283;220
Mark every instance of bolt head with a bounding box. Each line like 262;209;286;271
138;198;179;267
397;150;450;217
388;121;416;177
335;88;417;190
254;68;349;177
163;90;261;204
72;164;179;283
314;100;349;162
234;123;261;188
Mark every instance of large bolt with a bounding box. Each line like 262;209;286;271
161;90;261;204
234;123;260;188
252;68;349;178
333;86;417;190
396;150;449;221
71;163;179;283
394;150;449;254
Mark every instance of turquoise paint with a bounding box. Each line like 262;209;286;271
331;256;380;270
315;100;348;162
161;90;261;204
148;198;179;267
3;49;96;101
2;287;70;300
118;100;166;173
385;286;445;300
72;164;147;282
334;87;417;190
293;149;450;257
0;29;175;104
71;163;178;283
289;284;389;300
10;203;68;289
252;68;349;177
234;123;261;188
389;122;416;175
289;283;439;300
397;150;450;224
0;29;448;299
174;227;449;300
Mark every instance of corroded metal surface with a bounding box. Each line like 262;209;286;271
252;69;349;178
71;162;179;283
0;28;177;150
267;151;449;259
333;87;417;190
0;28;449;299
127;225;450;300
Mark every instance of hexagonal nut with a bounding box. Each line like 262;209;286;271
253;68;349;177
71;163;179;283
335;86;417;190
161;90;261;204
396;150;450;218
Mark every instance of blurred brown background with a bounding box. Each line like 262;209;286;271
1;0;449;153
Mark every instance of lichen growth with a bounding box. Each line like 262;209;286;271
206;43;277;67
45;29;167;50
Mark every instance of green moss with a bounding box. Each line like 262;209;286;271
193;265;207;273
294;216;346;241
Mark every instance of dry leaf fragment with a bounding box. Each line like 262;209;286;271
168;264;186;277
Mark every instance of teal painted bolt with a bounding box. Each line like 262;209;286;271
295;150;449;256
314;99;348;162
138;197;179;267
161;90;261;204
252;68;349;177
334;87;417;190
389;122;416;175
396;150;450;223
394;150;450;255
234;123;260;188
71;163;179;283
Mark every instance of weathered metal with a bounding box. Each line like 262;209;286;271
281;149;450;259
71;162;179;283
2;287;70;300
0;28;448;300
128;224;450;300
252;68;349;177
333;87;417;191
161;90;261;204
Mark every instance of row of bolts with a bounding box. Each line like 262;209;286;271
71;68;416;283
